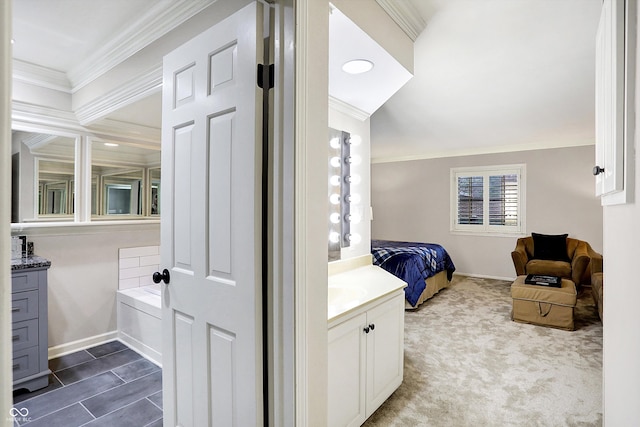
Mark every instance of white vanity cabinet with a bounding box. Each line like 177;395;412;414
328;283;405;427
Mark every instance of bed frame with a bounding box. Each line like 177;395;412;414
405;270;451;309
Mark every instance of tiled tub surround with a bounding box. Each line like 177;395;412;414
12;341;162;427
116;286;162;365
117;245;163;365
118;246;160;290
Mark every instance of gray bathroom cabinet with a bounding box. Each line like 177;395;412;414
11;257;51;392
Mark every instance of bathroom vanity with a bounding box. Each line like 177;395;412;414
11;256;51;392
328;265;407;427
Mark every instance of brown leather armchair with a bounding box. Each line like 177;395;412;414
511;234;599;287
588;248;604;321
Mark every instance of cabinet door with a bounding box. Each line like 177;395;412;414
595;0;624;197
328;312;367;427
365;293;405;416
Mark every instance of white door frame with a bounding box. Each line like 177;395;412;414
1;0;13;425
293;0;330;425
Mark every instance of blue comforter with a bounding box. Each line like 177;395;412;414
371;240;456;307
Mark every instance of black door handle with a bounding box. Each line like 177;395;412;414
593;166;605;176
153;269;170;285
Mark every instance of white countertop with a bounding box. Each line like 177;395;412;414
328;265;407;322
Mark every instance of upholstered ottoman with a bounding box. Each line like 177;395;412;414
511;275;577;330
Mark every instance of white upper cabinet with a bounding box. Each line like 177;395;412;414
595;0;635;205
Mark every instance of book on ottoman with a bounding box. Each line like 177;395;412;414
524;274;562;287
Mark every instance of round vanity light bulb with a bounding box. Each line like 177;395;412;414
345;174;361;185
329;232;341;243
329;137;341;149
329;213;341;224
329;175;341;186
346;233;362;244
346;193;361;204
347;212;361;224
329;194;341;205
330;156;341;168
349;134;362;146
346;155;362;166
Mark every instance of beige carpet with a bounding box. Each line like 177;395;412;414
363;275;603;427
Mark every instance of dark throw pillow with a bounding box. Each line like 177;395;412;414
531;232;570;262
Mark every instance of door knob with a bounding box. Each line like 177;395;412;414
153;269;170;285
593;166;605;176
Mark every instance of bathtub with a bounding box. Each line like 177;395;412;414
117;284;162;366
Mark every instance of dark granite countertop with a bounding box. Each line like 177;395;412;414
11;255;52;271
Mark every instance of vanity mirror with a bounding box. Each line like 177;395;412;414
11;129;161;223
12;131;77;222
92;140;160;218
328;128;362;262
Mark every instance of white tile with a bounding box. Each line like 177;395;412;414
119;257;140;270
119;246;159;259
119;278;140;290
139;264;160;277
120;267;145;280
139;254;160;267
139;275;156;286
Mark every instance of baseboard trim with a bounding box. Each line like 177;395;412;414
453;272;516;282
48;331;119;360
118;331;162;367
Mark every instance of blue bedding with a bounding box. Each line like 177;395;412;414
371;240;456;307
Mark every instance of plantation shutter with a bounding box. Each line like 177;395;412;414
489;174;518;226
457;176;483;225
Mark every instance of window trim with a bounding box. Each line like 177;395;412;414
450;164;526;236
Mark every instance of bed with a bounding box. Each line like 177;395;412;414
371;239;456;309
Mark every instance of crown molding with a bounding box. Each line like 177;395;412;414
87;118;161;145
329;96;370;121
75;63;162;126
12;101;84;134
13;59;71;93
21;132;58;150
68;0;216;92
12;101;160;145
375;0;426;41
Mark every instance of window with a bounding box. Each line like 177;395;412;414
451;165;525;235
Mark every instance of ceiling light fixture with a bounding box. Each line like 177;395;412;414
104;142;119;147
342;59;374;75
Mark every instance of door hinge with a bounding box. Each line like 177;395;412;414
257;64;274;89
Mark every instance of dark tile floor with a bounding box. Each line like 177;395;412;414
12;341;163;427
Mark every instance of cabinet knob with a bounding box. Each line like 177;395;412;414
593;165;605;176
363;326;370;334
369;323;375;331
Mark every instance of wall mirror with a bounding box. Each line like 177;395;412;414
11;129;161;223
12;131;77;222
91;140;160;218
328;127;362;262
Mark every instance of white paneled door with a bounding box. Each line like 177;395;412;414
160;3;266;426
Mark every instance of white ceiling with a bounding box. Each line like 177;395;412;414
371;0;603;161
12;0;157;74
12;0;603;161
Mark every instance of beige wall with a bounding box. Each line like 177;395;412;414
371;145;603;279
16;225;159;349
